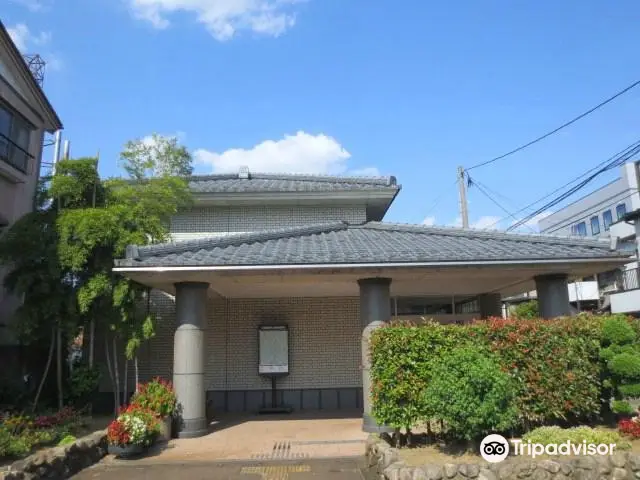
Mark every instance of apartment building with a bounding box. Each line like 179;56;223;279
538;161;640;315
0;21;63;344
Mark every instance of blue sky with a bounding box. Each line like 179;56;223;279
4;0;640;230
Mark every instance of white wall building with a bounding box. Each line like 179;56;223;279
538;161;640;315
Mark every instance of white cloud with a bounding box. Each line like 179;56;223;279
471;216;501;230
7;24;51;52
127;0;302;41
7;24;31;52
422;216;436;226
9;0;50;12
194;131;380;176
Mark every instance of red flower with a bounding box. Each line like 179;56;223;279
619;419;640;439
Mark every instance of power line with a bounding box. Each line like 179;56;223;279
541;189;638;236
484;139;640;231
467;175;536;232
422;178;459;219
507;141;640;231
466;79;640;172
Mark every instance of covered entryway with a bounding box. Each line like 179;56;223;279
114;222;629;438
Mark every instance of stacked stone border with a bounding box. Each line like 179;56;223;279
366;434;640;480
2;430;107;480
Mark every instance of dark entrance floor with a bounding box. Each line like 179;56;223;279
72;457;376;479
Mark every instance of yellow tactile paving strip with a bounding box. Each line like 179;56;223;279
240;464;312;480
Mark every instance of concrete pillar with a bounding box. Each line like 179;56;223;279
535;274;570;319
358;277;394;433
173;282;209;438
478;293;502;319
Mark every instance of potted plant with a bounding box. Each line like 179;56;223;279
130;378;177;442
107;405;158;458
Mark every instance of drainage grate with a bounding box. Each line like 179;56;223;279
250;441;309;460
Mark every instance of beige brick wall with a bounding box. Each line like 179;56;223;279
125;293;361;392
170;205;367;241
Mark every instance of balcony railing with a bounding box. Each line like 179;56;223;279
619;268;640;292
0;132;32;174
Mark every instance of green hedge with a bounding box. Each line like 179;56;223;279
370;315;606;432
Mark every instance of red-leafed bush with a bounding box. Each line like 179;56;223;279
130;378;177;418
618;418;640;438
107;420;130;446
370;315;604;435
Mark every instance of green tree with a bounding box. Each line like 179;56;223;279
119;133;193;180
0;180;78;411
53;154;191;412
513;300;539;319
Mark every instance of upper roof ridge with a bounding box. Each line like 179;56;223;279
187;172;397;186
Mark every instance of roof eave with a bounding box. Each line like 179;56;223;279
191;189;399;206
113;256;630;272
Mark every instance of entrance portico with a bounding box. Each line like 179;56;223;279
114;222;628;438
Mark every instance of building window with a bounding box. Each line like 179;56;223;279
571;222;587;237
590;216;600;235
603;210;613;231
0;104;32;173
616;203;627;220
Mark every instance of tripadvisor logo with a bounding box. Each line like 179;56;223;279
480;434;616;462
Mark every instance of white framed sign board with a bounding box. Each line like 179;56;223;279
258;325;289;375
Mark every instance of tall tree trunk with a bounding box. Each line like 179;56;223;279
113;337;120;411
122;358;128;406
88;318;95;368
134;356;139;393
32;326;55;413
56;323;63;409
104;334;117;416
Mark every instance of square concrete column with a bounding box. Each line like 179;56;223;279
478;293;502;319
358;277;394;434
174;282;209;438
535;274;570;319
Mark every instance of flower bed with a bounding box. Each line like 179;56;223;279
0;407;87;461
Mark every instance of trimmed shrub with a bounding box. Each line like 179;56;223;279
619;383;640;398
609;353;640;379
612;400;635;416
370;315;604;431
602;316;636;346
422;347;517;440
370;321;466;429
523;425;627;447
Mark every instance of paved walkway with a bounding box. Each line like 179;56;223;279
73;457;374;479
73;411;373;479
126;410;368;462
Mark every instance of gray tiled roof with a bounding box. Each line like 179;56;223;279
188;173;399;194
116;222;627;268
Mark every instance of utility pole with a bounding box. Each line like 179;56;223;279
457;166;469;228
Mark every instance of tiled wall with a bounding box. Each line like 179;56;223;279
169;205;367;240
100;292;363;409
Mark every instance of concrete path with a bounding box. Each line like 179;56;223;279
72;457;374;479
132;411;368;462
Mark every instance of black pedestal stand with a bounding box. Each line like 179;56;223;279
258;375;293;414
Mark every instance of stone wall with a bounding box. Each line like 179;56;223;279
3;430;107;480
366;434;640;480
